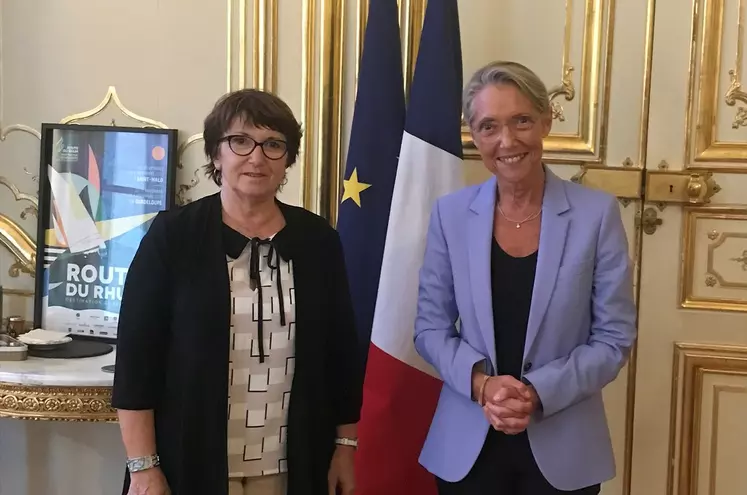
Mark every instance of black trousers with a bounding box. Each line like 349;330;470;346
436;429;601;495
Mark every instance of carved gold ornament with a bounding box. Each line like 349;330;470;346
0;213;35;278
724;0;747;128
0;383;116;422
732;250;747;270
726;69;747;129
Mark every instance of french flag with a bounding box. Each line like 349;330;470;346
338;0;465;493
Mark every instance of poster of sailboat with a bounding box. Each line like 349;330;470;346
34;124;178;340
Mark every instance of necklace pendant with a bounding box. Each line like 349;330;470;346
516;223;521;229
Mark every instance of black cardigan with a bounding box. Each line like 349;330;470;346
111;192;363;495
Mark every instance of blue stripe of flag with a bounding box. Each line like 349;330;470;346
337;0;405;357
404;0;463;159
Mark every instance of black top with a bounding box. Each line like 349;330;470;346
490;239;538;379
112;193;363;495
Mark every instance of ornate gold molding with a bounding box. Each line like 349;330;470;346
681;206;747;312
724;0;747;129
462;0;611;163
686;0;747;169
726;70;747;128
0;213;35;278
0;176;37;279
300;0;317;211
547;0;577;122
667;343;747;495
253;0;278;91
0;124;40;141
60;86;168;128
0;176;38;217
549;65;575;122
1;287;33;297
635;0;657;171
175;133;205;205
0;382;116;422
400;0;425;98
706;232;747;287
733;248;747;270
316;0;345;223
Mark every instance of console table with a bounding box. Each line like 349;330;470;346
0;351;123;495
0;350;117;422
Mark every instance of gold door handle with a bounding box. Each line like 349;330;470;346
639;207;662;235
645;170;721;204
685;173;721;203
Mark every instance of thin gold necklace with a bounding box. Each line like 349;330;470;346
497;204;542;229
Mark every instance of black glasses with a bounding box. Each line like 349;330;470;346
219;135;288;160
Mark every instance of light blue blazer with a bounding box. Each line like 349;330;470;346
413;169;637;490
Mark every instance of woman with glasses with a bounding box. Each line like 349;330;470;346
112;89;362;495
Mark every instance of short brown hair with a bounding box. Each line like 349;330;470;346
203;89;303;186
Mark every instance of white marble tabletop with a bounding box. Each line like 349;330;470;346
0;348;116;387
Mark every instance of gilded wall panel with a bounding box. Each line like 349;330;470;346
681;206;747;311
458;0;612;164
686;0;747;169
668;343;747;495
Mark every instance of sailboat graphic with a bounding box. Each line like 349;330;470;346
47;164;105;254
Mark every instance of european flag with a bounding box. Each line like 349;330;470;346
336;0;405;361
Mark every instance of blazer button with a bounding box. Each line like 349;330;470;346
523;362;532;373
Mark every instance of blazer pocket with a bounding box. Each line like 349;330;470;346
557;258;594;280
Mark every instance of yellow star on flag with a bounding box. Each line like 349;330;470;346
341;168;372;207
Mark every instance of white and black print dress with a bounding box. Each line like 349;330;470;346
224;225;296;479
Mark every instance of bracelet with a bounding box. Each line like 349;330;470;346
477;375;491;406
335;437;358;449
126;454;160;473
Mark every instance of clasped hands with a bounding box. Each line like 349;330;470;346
473;373;539;435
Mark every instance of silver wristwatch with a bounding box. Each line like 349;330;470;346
126;454;160;473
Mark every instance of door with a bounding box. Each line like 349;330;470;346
574;0;747;494
626;0;747;493
457;0;747;494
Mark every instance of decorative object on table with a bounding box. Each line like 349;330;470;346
33;124;178;342
25;337;113;359
16;328;73;350
6;316;27;338
0;334;28;361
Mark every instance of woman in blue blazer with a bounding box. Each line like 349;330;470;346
413;61;637;494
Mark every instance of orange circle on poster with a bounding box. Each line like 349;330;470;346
152;146;166;160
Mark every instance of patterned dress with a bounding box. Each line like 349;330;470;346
225;229;296;481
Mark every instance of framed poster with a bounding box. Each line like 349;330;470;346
33;124;178;341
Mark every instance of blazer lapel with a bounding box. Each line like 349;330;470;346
524;169;570;358
468;177;498;371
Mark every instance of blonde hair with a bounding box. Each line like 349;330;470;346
462;61;550;127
